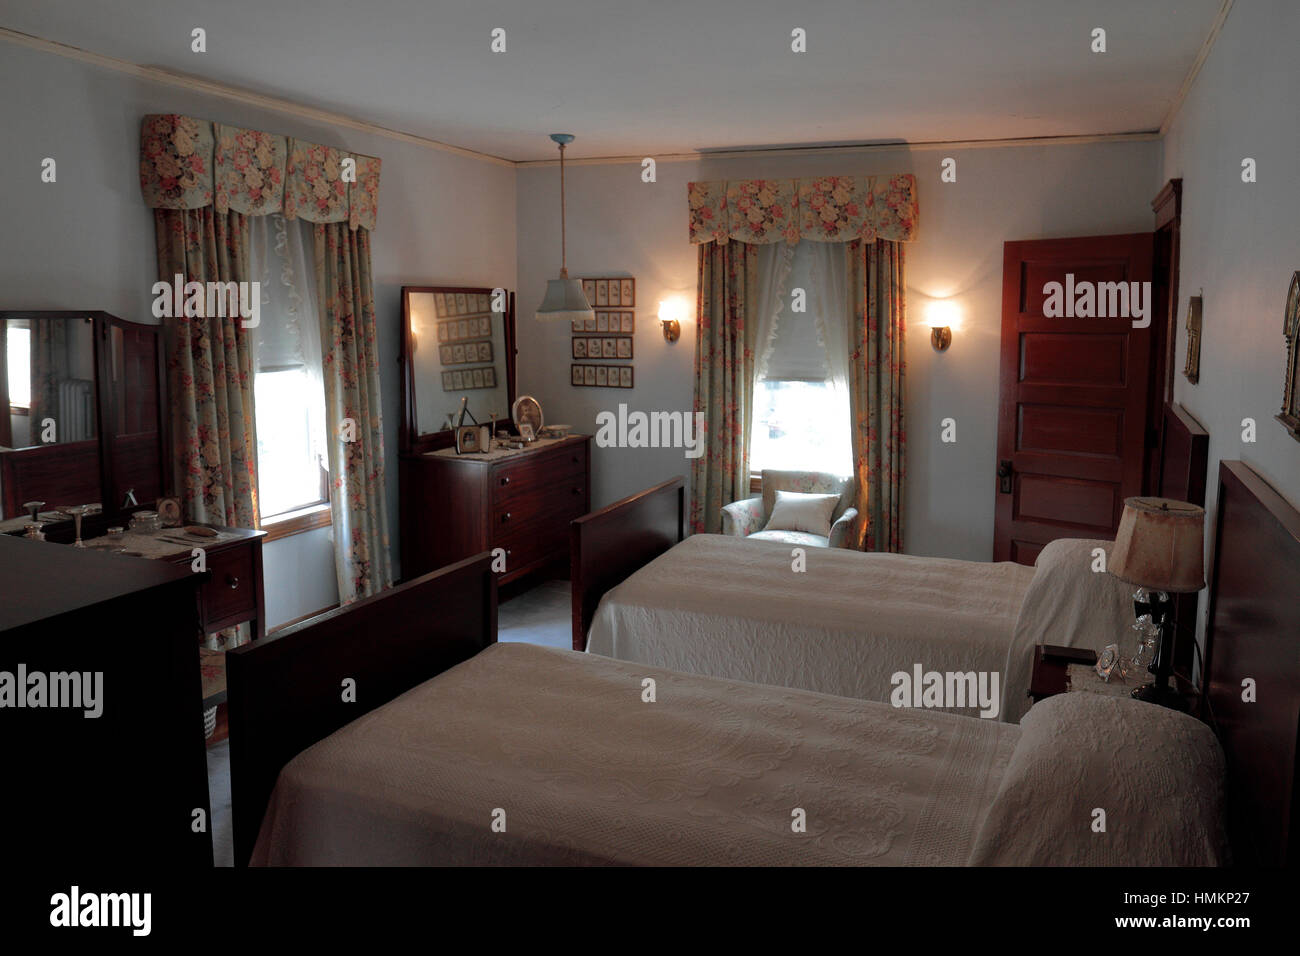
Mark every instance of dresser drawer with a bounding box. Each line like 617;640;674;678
493;478;587;532
198;544;256;626
493;517;565;575
491;443;587;502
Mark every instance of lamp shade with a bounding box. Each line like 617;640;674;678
535;276;594;322
1108;496;1206;593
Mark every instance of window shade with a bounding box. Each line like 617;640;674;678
761;241;831;383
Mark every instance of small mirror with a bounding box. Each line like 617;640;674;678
401;286;515;450
1;315;98;451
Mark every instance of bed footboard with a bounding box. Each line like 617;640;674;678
227;552;497;866
570;476;685;651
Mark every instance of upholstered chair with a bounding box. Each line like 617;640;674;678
721;470;859;549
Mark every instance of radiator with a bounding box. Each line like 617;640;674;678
57;378;95;443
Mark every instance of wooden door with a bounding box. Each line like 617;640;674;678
994;233;1154;564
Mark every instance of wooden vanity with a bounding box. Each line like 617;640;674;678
400;435;590;584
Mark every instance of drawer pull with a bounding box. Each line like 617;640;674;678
502;512;511;522
226;574;240;590
573;486;582;495
500;476;510;486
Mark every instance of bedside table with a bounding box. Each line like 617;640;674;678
1027;644;1202;716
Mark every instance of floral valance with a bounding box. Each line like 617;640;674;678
687;174;917;245
139;114;382;231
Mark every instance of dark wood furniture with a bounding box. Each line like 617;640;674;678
1156;401;1210;676
0;311;166;522
160;526;268;644
228;551;497;866
0;533;212;866
400;435;591;584
1203;460;1300;867
1027;643;1199;713
570;475;685;650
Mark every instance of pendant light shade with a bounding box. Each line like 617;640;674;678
536;133;594;322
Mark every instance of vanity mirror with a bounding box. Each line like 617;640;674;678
0;310;166;523
400;286;517;452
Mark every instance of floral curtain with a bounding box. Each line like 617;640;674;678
154;207;259;530
689;175;918;246
140;114;381;229
690;241;760;534
314;221;393;602
846;239;907;552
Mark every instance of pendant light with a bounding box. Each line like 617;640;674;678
535;133;594;322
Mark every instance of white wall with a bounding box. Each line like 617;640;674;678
0;42;517;624
1160;0;1300;636
515;141;1160;560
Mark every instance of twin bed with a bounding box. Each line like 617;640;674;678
229;451;1300;867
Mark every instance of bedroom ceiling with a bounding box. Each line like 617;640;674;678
0;0;1227;162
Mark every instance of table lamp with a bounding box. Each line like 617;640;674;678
1107;496;1206;710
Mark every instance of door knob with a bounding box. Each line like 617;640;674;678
997;460;1013;495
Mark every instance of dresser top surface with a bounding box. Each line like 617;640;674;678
418;433;590;465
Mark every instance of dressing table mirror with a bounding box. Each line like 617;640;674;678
0;311;166;527
397;285;591;587
400;286;518;453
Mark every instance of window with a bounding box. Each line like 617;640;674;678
749;241;853;476
254;368;327;517
249;215;330;533
751;379;852;474
7;326;30;407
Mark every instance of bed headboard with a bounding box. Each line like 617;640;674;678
1157;402;1210;675
571;476;685;651
227;552;497;867
1203;460;1300;867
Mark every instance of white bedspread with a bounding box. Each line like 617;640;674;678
586;534;1037;718
252;643;1020;866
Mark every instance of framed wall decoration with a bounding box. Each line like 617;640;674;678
1182;294;1202;384
571;364;634;388
1278;270;1300;442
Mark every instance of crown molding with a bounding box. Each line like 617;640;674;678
516;131;1163;167
0;26;516;168
1159;0;1234;136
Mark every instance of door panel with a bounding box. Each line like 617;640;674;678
994;233;1154;563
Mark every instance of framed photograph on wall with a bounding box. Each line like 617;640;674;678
601;339;616;358
584;366;597;386
484;367;496;388
582;280;597;304
441;370;453;391
616;337;632;358
596;367;608;386
596;280;608;306
608;282;621;307
573;338;587;358
572;365;584;386
621;279;635;306
619;366;633;388
619;312;634;333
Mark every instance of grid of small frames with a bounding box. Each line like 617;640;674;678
434;290;498;391
573;277;635;389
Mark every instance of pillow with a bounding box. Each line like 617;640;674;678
1000;538;1136;723
763;490;840;537
968;693;1227;866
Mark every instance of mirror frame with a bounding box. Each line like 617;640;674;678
399;286;517;455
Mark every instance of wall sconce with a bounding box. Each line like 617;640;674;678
926;299;960;351
658;297;687;343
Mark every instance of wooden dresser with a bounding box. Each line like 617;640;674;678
400;435;591;584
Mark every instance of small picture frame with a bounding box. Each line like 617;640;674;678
455;293;467;313
584;317;596;332
587;337;602;356
572;338;587;358
520;422;536;442
572;365;584;386
157;496;182;528
601;339;617;358
471;369;484;389
584;366;597;386
572;318;584;333
621;279;635;306
620;312;634;333
619;366;633;388
616;337;632;358
484;367;496;388
437;323;448;342
596;280;608;306
455;424;483;454
456;319;469;339
596;366;608;386
452;371;464;390
597;312;609;332
479;316;491;336
453;344;466;364
441;370;453;390
582;280;597;304
608;282;621;307
477;293;489;312
440;345;453;365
